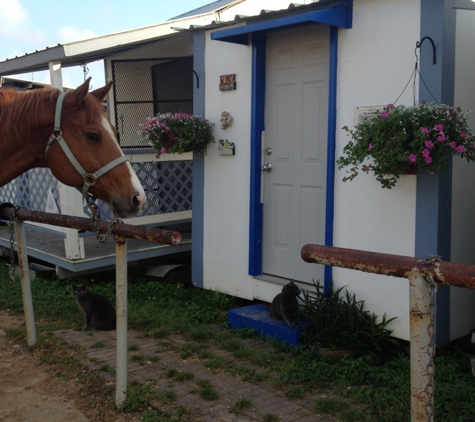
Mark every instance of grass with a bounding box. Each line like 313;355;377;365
1;261;475;421
262;414;279;422
90;341;105;349
194;379;219;401
131;354;146;365
167;368;195;382
229;397;253;415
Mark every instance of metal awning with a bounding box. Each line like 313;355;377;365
0;13;215;76
211;0;353;45
0;1;353;76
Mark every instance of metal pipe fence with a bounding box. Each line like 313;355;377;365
0;204;181;407
301;243;475;422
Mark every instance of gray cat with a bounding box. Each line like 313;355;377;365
269;280;301;328
72;284;116;331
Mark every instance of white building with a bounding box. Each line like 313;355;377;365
1;0;475;342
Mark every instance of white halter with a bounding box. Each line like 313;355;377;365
45;92;128;213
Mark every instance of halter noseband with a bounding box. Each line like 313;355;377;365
45;92;128;214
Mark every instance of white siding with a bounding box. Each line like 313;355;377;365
451;8;475;340
333;0;421;340
202;0;423;340
202;29;255;300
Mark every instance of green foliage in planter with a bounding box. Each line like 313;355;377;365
140;112;214;158
337;102;475;188
301;281;398;355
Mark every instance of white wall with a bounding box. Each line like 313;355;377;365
333;0;421;340
202;29;256;300
451;8;475;339
202;0;422;340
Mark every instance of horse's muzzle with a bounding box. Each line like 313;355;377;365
112;191;145;218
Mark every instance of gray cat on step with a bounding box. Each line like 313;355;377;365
269;280;301;328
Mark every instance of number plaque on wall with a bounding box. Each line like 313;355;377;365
219;74;236;91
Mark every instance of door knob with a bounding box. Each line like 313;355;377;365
262;163;272;172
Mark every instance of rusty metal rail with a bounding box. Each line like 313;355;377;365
301;244;475;288
1;203;183;408
0;205;181;246
301;243;475;422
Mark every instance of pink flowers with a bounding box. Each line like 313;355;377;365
422;149;432;164
140;112;215;158
421;127;430;136
337;101;475;189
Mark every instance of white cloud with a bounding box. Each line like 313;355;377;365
0;0;28;31
0;0;46;58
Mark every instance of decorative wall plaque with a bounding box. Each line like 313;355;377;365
220;111;233;129
218;140;235;155
219;74;236;91
354;105;385;126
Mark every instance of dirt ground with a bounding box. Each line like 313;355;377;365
0;311;135;422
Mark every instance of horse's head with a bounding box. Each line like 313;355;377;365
46;78;145;218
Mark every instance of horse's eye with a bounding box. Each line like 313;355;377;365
86;133;100;142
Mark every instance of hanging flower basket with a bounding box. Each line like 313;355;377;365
337;102;475;189
140;112;215;158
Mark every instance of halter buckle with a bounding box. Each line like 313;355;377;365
84;174;98;187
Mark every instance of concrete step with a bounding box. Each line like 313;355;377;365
228;304;309;346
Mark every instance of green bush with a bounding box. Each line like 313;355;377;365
301;281;398;355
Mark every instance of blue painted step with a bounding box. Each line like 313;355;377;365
228;304;309;346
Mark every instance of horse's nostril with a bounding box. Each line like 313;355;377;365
131;193;142;211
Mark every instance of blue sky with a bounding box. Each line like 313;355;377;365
0;0;210;87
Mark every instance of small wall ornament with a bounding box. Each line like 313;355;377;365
220;111;233;130
218;139;235;156
219;74;236;91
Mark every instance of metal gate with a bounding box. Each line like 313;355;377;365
112;57;193;149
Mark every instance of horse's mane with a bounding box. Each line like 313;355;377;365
0;88;102;140
0;88;60;139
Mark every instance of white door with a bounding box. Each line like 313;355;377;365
262;25;329;284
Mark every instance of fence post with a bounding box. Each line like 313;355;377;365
115;236;128;407
14;220;37;347
409;273;434;422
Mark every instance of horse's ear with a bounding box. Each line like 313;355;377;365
90;81;113;103
67;77;92;107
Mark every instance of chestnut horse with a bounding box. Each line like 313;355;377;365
0;77;145;218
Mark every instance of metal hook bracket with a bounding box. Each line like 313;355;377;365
183;68;200;89
416;36;437;65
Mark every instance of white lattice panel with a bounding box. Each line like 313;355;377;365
84;160;193;220
0;168;60;212
1;160;193;223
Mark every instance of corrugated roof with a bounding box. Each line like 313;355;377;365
187;1;349;32
0;12;217;76
0;1;345;76
169;0;243;20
